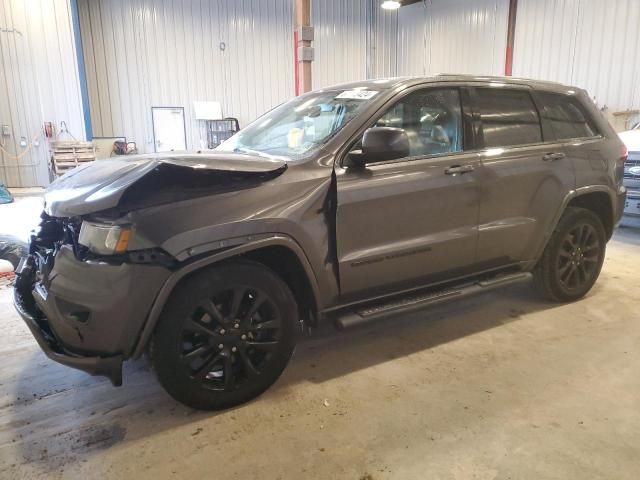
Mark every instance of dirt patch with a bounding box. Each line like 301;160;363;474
70;423;127;453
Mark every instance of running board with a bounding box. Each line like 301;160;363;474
334;272;532;330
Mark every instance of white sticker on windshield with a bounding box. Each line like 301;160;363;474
335;90;378;100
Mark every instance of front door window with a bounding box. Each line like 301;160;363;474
370;88;464;160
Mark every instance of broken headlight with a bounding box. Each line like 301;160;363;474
78;221;132;256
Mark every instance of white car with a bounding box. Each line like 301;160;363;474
619;123;640;219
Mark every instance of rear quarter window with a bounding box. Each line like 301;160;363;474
474;88;542;148
536;92;599;141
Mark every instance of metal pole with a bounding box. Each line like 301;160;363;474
505;0;518;76
294;0;312;93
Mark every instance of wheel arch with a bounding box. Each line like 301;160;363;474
241;245;319;324
130;234;321;359
531;186;616;268
565;189;615;239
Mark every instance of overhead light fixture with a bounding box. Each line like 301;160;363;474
381;1;401;10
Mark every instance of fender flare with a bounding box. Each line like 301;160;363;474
130;234;321;359
531;185;617;264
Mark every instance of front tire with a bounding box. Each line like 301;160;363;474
533;207;606;302
150;260;298;410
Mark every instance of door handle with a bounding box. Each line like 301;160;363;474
445;164;475;175
543;152;566;161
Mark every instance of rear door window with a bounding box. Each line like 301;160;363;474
536;92;599;140
475;88;542;148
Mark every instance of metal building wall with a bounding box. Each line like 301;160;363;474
371;4;398;79
0;0;85;187
78;0;294;153
312;0;369;89
312;0;509;86
513;0;640;114
397;0;509;77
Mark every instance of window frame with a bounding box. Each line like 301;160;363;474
531;90;602;142
338;84;475;168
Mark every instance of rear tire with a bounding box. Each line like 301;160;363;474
150;260;298;410
533;207;606;302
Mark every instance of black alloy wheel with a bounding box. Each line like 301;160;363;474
533;207;606;302
180;286;282;391
556;222;601;292
151;260;298;410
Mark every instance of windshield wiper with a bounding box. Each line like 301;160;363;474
233;146;290;160
233;147;265;156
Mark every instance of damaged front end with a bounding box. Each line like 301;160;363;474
13;151;290;385
14;213;173;386
15;216;117;386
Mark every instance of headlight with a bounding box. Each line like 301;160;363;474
78;221;132;255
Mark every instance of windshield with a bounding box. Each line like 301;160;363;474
216;89;379;159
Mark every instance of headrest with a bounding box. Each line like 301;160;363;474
431;125;450;144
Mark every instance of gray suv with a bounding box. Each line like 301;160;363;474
14;75;627;410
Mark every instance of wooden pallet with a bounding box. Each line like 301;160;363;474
51;141;97;176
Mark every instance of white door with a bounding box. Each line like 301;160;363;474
152;107;187;152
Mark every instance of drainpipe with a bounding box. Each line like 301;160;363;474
294;0;313;94
70;0;92;139
505;0;518;76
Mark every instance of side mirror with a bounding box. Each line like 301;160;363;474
345;127;410;168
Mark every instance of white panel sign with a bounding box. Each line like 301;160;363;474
193;101;223;120
152;107;187;152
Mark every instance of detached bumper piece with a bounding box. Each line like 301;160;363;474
13;286;124;386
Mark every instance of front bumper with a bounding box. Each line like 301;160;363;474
13;245;171;384
13;286;125;385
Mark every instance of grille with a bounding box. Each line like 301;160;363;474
624;158;640;179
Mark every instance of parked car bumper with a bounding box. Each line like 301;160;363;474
623;152;640;217
623;189;640;217
13;245;171;384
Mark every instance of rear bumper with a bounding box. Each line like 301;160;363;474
13;245;171;384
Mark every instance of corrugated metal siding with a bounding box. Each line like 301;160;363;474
397;2;427;76
0;0;84;187
312;0;509;85
312;0;368;88
372;4;398;79
397;0;509;76
513;0;640;113
79;0;294;153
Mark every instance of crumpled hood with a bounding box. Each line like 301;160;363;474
44;152;287;217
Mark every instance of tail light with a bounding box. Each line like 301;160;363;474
621;144;629;163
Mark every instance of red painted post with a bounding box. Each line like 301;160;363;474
294;0;312;94
505;0;518;76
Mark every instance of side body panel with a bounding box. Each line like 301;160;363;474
333;83;481;300
468;85;576;266
475;142;575;265
335;152;480;297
